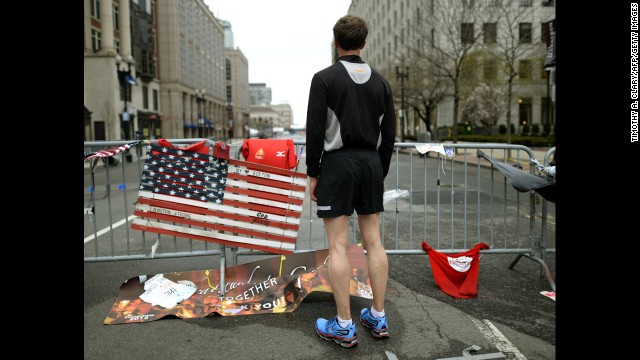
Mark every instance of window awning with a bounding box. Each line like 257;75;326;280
124;74;137;85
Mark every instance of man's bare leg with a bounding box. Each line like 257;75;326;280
323;215;352;321
358;213;387;312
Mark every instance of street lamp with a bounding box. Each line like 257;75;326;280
396;64;409;143
116;54;136;140
195;89;206;138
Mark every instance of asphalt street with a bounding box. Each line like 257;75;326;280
84;140;556;359
84;247;555;359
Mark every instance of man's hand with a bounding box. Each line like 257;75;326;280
309;177;318;202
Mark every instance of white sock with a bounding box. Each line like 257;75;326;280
370;307;385;318
337;316;352;328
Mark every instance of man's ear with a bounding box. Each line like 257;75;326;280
360;40;366;49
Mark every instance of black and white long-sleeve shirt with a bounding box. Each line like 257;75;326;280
305;55;396;178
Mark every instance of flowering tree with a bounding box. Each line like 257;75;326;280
461;83;506;134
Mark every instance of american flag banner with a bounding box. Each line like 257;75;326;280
131;144;308;255
84;140;145;161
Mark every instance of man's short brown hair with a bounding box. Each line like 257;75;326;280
333;15;368;51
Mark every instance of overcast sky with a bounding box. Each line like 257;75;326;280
204;0;352;127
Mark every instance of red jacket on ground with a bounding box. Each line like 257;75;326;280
421;242;490;298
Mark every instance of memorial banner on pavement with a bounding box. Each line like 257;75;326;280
104;244;372;325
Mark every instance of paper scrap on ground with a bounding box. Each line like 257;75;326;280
540;291;556;301
139;274;197;308
415;143;455;157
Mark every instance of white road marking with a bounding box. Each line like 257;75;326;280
385;350;399;360
84;215;137;244
469;316;527;360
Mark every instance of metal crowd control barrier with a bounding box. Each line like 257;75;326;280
84;139;556;292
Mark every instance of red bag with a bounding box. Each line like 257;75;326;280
421;242;490;298
241;139;298;170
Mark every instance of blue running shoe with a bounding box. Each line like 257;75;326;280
359;308;390;338
315;317;358;348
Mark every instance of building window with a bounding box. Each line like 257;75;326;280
225;59;231;81
462;0;475;7
113;3;119;30
461;57;477;81
488;0;502;6
483;23;497;44
518;97;532;126
90;0;100;19
153;89;159;111
190;95;194;122
519;23;532;44
91;28;102;52
416;7;421;25
115;39;120;54
461;23;474;44
141;50;149;75
518;60;532;80
182;92;187;123
520;0;532;6
483;58;497;80
542;0;554;6
143;86;149;109
226;85;232;103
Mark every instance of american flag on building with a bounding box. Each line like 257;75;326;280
131;144;308;255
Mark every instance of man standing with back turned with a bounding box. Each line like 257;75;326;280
305;15;396;348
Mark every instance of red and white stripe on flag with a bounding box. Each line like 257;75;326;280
131;144;308;255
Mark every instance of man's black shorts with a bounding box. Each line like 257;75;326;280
315;148;384;218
